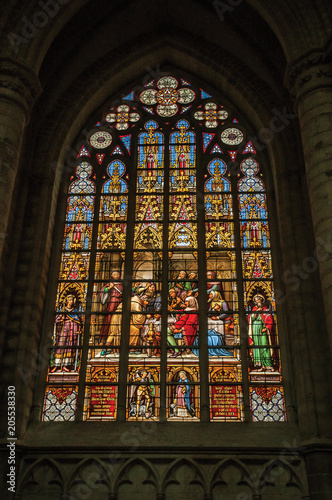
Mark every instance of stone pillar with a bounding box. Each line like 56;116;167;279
303;449;332;500
0;57;41;269
286;49;332;500
286;50;332;356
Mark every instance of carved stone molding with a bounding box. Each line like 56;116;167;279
0;57;42;120
285;49;332;104
14;452;309;499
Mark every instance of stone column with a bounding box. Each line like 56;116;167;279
286;49;332;500
0;57;41;269
286;49;332;356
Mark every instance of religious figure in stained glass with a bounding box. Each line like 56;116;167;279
51;294;82;373
128;369;156;418
98;272;123;355
141;313;161;357
169;370;195;418
129;294;151;348
207;290;234;345
248;294;277;372
169;270;194;298
168;296;199;356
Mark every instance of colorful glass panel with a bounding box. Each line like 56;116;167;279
123;91;135;101
140;77;195;117
202;132;215;151
105;105;140;130
77;145;90;157
167;367;199;420
111;145;124;155
43;387;78;421
96;153;105;165
119;134;131;154
195;103;228;128
221;127;244;145
211;144;223;154
89;131;112;149
127;366;160;419
242;141;256;154
209;366;244;422
200;89;212;99
45;74;285;423
250;387;285;421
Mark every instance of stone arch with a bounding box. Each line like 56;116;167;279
30;34;288;187
246;0;332;60
2;1;331;68
17;458;64;499
162;457;206;500
28;41;291;267
66;458;111;499
10;39;299;434
210;458;254;500
115;457;159;500
258;459;305;499
26;37;291;300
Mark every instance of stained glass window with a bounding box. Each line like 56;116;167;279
43;75;285;423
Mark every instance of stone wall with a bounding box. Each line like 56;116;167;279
0;1;332;499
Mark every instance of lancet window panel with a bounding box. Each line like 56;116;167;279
42;75;285;423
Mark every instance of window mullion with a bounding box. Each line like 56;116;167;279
160;123;170;422
116;151;137;422
196;131;209;422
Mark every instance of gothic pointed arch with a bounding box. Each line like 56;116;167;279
162;457;207;499
210;458;253;499
66;458;111;498
17;458;64;498
115;458;159;498
41;72;286;423
258;459;306;499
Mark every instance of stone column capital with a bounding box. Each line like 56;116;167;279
0;57;42;121
285;49;332;106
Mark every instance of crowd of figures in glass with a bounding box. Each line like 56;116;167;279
43;75;285;423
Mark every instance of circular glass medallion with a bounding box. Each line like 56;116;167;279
221;128;244;145
157;104;178;117
218;109;229;120
206;121;218;128
178;88;195;104
205;102;217;110
194;111;204;120
157;76;178;89
116;122;129;131
140;89;158;105
129;112;140;122
105;113;116;123
89;131;112;149
118;104;130;112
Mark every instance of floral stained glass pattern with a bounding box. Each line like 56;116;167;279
106;104;140;130
194;102;228;128
140;76;195;117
